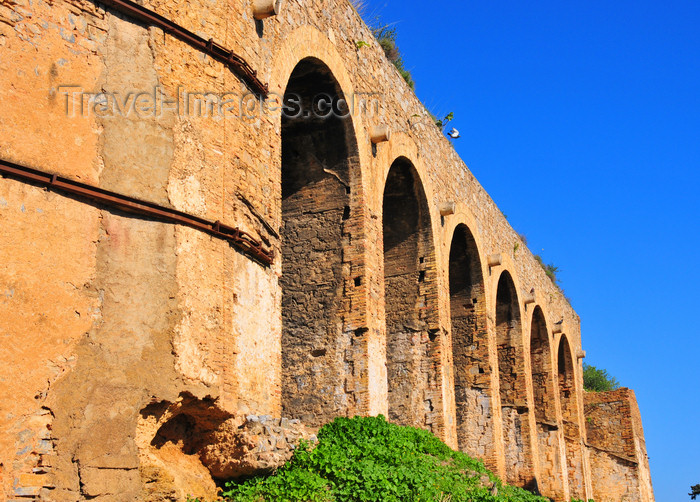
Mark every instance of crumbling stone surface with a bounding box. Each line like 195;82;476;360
202;415;317;479
584;389;655;502
136;394;317;501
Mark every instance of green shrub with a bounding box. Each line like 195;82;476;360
583;363;620;392
221;415;548;502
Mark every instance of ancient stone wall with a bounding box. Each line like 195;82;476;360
584;389;655;502
0;0;652;500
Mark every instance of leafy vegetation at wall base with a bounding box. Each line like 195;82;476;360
214;415;548;502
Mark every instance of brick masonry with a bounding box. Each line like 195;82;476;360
584;389;654;502
0;0;653;500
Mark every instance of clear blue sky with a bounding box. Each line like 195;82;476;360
360;1;699;500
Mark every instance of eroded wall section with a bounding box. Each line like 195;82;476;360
585;389;654;502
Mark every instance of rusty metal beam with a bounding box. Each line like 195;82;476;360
97;0;269;97
0;159;274;266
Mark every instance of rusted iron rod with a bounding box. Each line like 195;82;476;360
96;0;269;97
0;159;274;266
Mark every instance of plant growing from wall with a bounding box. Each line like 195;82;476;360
583;363;620;392
434;111;454;130
350;0;369;18
534;254;559;285
371;24;415;89
424;110;456;131
352;1;461;132
350;1;415;89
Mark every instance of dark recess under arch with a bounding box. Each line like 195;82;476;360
530;306;565;498
448;224;494;467
558;335;585;499
382;158;441;433
280;57;360;426
496;271;534;488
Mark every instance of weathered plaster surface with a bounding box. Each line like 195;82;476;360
0;0;652;500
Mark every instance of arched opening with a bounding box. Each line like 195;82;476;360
281;57;360;426
530;307;564;499
558;335;585;499
495;271;534;487
448;224;493;466
382;158;441;432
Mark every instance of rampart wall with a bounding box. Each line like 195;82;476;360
0;0;652;500
584;389;654;502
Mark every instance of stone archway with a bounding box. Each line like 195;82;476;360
448;223;494;465
558;334;585;499
280;57;361;426
382;157;441;433
530;306;565;498
496;271;534;488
